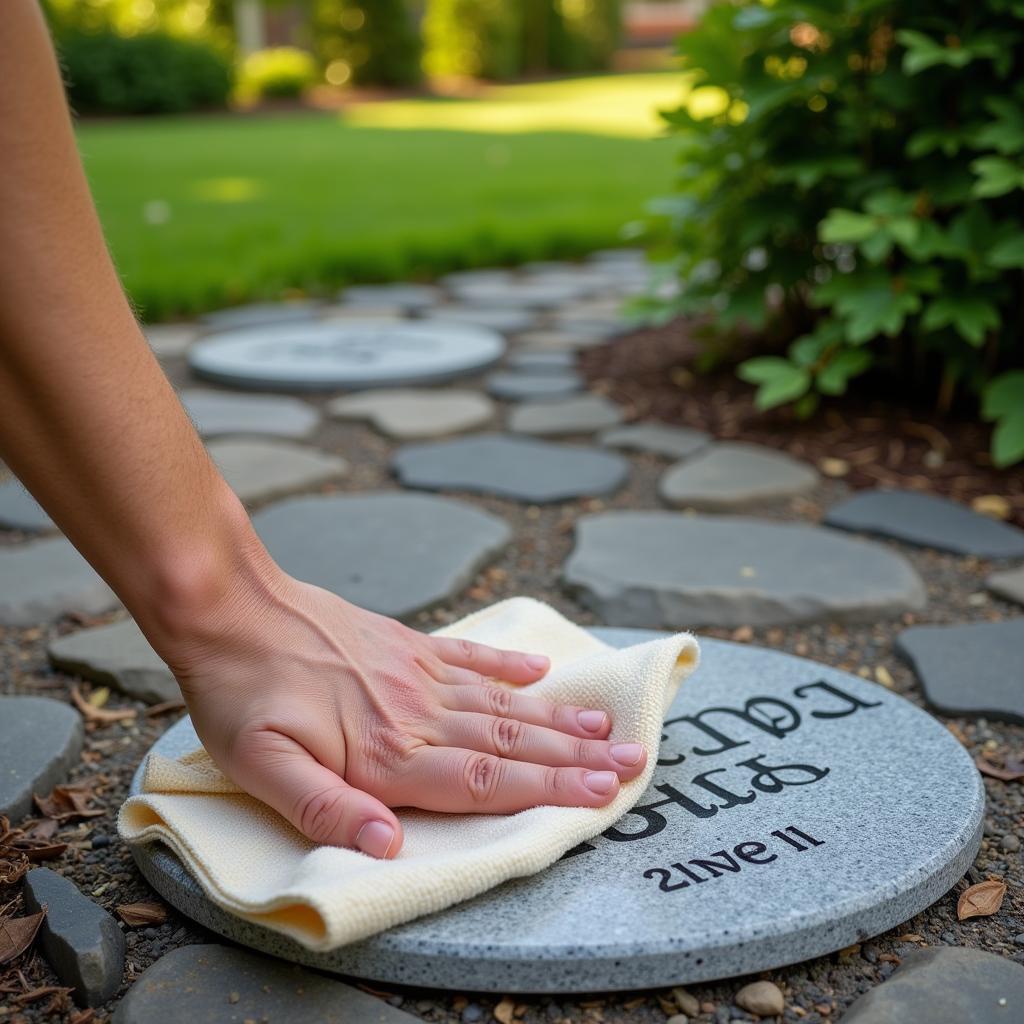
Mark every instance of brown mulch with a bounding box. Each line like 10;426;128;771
581;318;1024;529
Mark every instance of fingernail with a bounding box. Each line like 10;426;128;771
584;770;617;795
610;743;644;766
355;820;395;859
577;709;607;732
526;654;549;672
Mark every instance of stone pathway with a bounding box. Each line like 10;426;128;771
2;247;1023;1023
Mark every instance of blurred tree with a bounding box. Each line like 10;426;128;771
44;0;235;47
423;0;524;80
310;0;422;86
548;0;621;73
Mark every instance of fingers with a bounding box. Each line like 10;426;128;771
431;635;549;685
396;744;623;813
437;710;647;779
439;681;612;740
233;730;403;858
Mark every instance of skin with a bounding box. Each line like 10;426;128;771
0;2;647;859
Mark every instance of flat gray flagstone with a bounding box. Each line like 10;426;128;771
988;565;1024;606
842;948;1024;1024
339;283;443;311
508;394;625;436
144;324;199;359
0;696;83;820
505;350;578;373
486;370;583;401
451;279;591;309
128;630;983;992
0;538;118;626
252;493;510;619
514;329;613;351
439;268;514;289
660;442;819;511
392;434;628;504
179;389;320;439
318;305;407;323
897;619;1024;723
189;322;505;391
825;489;1024;558
0;478;53;532
199;301;321;331
208;439;348;504
327;388;494;440
111;944;421;1024
49;618;177;705
600;423;710;460
421;306;536;334
563;512;926;627
588;247;647;265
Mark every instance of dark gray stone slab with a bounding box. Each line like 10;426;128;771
486;371;583;400
506;350;578;373
209;439;348;504
23;867;125;1007
825;489;1024;558
897;619;1024;723
252;493;510;619
564;513;926;627
112;944;419;1024
660;442;819;511
0;479;53;532
127;632;983;992
340;283;442;311
328;388;495;439
0;538;118;626
508;395;624;436
49;619;177;705
0;697;83;820
989;565;1024;606
392;434;628;504
199;301;321;331
189;322;505;391
600;423;710;460
180;389;319;439
843;948;1024;1024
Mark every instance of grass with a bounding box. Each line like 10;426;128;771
76;72;688;320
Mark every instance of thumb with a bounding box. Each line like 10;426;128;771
234;731;403;858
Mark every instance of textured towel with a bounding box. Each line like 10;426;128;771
119;597;699;950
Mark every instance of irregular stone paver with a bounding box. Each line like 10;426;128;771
421;306;535;334
0;538;117;626
111;944;420;1024
563;512;926;628
439;268;514;289
897;619;1024;723
328;388;494;439
340;282;442;310
825;489;1024;558
392;434;628;504
989;565;1024;606
659;442;819;511
506;350;577;373
199;301;320;331
0;697;83;820
514;329;612;351
209;439;348;504
252;493;510;619
452;279;590;309
600;422;710;460
0;478;53;532
49;619;177;705
508;394;624;436
319;305;406;322
842;948;1024;1024
144;324;199;359
179;388;319;440
23;868;125;1007
486;371;583;401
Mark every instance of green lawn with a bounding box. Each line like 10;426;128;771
76;73;687;320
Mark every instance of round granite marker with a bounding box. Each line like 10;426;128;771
128;632;982;992
189;321;505;391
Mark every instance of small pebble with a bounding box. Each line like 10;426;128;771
1001;834;1020;852
734;981;784;1017
665;1015;688;1024
91;834;111;849
672;988;700;1016
463;1004;484;1023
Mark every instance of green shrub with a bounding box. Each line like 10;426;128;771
548;0;622;73
648;0;1024;467
423;0;524;80
312;0;423;87
238;47;317;100
56;28;233;115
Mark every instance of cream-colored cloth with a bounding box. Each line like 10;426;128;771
119;597;699;951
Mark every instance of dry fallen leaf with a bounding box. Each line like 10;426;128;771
971;494;1011;520
494;997;516;1024
0;854;30;886
70;684;136;724
115;901;168;927
34;784;104;822
0;910;46;964
957;879;1007;920
976;756;1024;782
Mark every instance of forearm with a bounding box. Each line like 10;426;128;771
0;1;267;651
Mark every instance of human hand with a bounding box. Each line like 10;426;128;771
164;568;647;859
